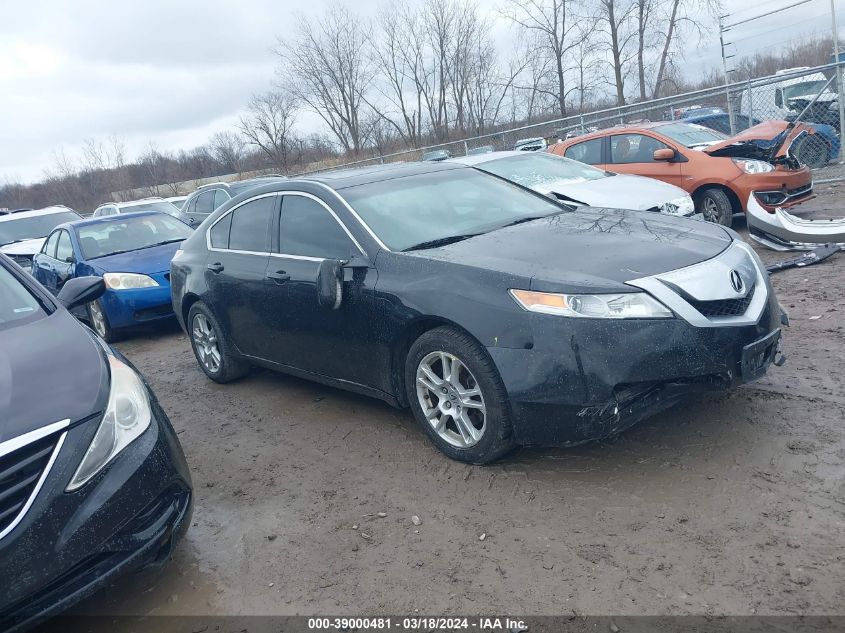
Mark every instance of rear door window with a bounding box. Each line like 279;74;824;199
42;231;60;257
228;196;276;252
564;138;603;164
194;190;215;216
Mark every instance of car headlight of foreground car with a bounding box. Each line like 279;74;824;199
510;289;673;319
67;355;152;491
659;195;695;217
733;159;774;174
103;272;159;290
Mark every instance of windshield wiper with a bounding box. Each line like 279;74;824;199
403;233;482;252
141;238;185;249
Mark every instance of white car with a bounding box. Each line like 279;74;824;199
93;197;181;218
0;206;82;271
448;151;695;217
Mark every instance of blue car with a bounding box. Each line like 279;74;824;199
32;211;193;342
684;112;839;168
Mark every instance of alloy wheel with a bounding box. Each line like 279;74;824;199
89;301;107;338
415;351;486;448
192;314;221;373
702;197;719;222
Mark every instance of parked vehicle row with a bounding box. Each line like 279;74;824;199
0;205;83;269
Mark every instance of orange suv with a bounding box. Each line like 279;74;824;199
549;120;814;225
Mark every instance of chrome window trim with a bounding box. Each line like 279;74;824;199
0;418;70;542
206;190;367;259
306;181;391;252
627;241;768;328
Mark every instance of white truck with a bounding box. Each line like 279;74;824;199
739;67;837;124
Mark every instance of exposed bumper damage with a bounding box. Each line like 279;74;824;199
746;194;845;251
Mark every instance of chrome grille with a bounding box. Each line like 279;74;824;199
0;430;62;539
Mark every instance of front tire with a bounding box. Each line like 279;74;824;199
188;302;249;383
695;187;733;226
405;326;515;464
88;299;119;343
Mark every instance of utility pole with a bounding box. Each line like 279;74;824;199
719;16;736;135
832;0;845;161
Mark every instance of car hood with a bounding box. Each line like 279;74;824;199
0;237;45;257
415;208;732;294
89;241;183;275
0;309;107;443
704;120;810;159
533;174;688;210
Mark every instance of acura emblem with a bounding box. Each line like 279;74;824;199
730;270;744;293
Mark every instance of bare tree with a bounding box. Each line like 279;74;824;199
501;0;589;117
596;0;637;105
238;90;299;172
208;131;246;174
277;5;373;153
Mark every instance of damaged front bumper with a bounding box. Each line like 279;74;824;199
746;194;845;251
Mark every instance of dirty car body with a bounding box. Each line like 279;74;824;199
0;255;192;631
171;162;784;461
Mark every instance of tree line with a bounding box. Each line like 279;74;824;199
1;0;837;213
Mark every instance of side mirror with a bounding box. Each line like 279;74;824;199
64;255;75;264
316;259;343;310
653;148;675;161
57;276;105;311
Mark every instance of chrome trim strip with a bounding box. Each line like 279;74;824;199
270;253;324;262
627;241;768;328
0;418;70;459
0;427;69;541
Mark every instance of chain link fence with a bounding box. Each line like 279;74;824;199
300;62;845;177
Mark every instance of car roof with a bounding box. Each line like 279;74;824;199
297;161;466;190
446;150;538;166
0;205;78;222
63;210;165;230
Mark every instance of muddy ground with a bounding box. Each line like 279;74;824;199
56;191;845;624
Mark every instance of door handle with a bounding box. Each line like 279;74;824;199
207;262;224;273
266;270;290;284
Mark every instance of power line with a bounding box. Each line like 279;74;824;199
723;0;816;30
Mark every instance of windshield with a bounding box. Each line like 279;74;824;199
658;123;727;147
0;263;46;330
477;153;606;188
784;80;830;100
0;211;80;246
124;201;181;216
341;169;564;251
77;213;193;259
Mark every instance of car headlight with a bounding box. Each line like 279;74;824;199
732;159;774;174
509;289;673;319
659;195;695;217
66;355;152;491
103;272;159;290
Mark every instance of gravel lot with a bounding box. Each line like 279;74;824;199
54;193;844;625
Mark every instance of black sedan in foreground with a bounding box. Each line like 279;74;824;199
0;255;192;631
171;162;784;464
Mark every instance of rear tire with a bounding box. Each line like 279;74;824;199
793;134;830;169
695;188;733;226
87;299;119;344
405;326;516;464
187;302;249;383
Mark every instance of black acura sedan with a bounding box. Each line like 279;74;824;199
171;162;784;464
0;255;192;630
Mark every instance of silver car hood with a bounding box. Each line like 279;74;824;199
533;173;688;210
0;237;45;257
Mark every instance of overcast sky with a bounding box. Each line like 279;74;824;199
1;0;842;184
